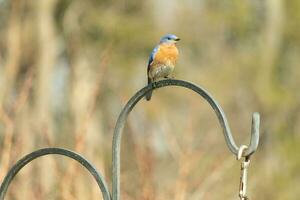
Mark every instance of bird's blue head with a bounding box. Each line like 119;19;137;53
159;34;180;44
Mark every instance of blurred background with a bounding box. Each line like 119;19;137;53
0;0;299;199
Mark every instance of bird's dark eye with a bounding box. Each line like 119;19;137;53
168;37;171;40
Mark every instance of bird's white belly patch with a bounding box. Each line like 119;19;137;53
150;64;174;81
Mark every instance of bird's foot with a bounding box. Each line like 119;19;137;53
152;81;158;88
164;75;175;79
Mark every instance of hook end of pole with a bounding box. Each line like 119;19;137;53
243;112;260;157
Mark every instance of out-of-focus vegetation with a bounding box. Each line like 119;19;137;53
0;0;299;199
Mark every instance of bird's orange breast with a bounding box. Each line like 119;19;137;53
153;44;179;65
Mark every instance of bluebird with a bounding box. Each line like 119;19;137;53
146;34;180;101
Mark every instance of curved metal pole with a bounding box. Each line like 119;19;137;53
0;148;111;200
112;79;260;200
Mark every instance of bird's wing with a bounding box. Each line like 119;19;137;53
147;45;160;72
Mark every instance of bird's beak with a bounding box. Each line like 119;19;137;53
175;38;180;41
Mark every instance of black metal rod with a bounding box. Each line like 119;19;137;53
0;148;111;200
112;79;260;200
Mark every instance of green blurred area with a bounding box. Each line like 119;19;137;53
0;0;299;199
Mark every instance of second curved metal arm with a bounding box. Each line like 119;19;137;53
112;79;260;200
0;148;111;200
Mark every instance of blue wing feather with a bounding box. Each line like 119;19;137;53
148;45;159;67
146;45;160;100
146;45;159;100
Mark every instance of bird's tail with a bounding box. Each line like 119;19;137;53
145;77;152;101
